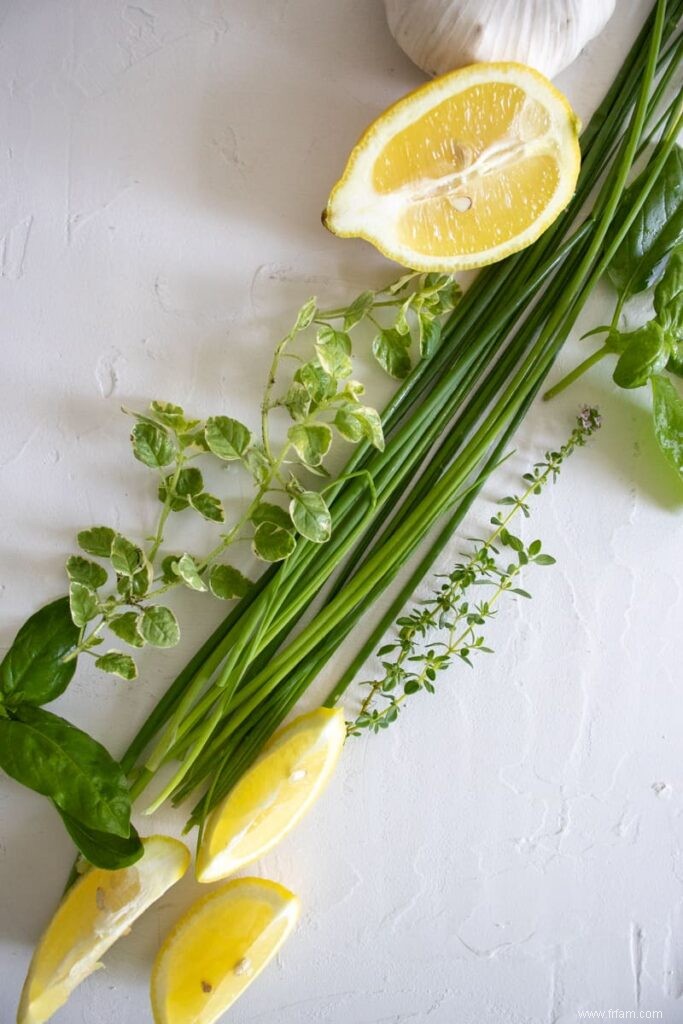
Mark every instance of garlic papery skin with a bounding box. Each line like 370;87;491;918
384;0;616;80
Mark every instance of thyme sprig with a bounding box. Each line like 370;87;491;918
349;407;602;735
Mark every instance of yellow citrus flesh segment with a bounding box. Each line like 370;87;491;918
372;82;551;192
324;62;581;272
150;878;299;1024
400;153;560;257
17;836;190;1024
196;707;345;883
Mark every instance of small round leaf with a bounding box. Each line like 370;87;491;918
140;606;180;648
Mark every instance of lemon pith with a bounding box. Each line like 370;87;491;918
196;706;346;883
17;835;190;1024
324;62;581;272
150;877;299;1024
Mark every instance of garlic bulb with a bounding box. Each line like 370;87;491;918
384;0;616;80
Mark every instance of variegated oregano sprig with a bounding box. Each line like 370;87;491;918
349;406;602;735
65;272;460;682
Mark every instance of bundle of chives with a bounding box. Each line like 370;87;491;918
121;0;681;826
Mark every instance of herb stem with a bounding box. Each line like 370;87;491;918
543;344;612;400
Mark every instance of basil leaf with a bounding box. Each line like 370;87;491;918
56;807;143;869
0;706;132;836
654;246;683;375
608;146;683;296
315;327;352;378
655;246;683;336
209;565;252;600
204;416;252;461
0;598;79;707
77;526;115;558
612;323;669;389
372;328;412;379
131;422;176;469
651;375;683;483
288;423;333;467
667;346;683;379
140;606;180;648
289;490;332;543
252;522;296;562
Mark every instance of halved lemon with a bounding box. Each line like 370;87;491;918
150;877;299;1024
324;62;581;272
17;835;190;1024
196;707;346;883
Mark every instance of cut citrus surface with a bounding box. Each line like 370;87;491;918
151;877;299;1024
324;62;581;272
17;835;190;1024
196;706;345;883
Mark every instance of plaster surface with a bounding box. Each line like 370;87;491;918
1;2;682;1022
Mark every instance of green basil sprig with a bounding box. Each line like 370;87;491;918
0;601;141;868
0;705;132;837
0;598;79;707
57;810;143;870
546;146;683;488
608;145;683;296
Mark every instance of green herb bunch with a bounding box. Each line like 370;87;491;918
0;272;458;868
136;0;683;833
546;147;683;484
349;407;602;735
64;272;460;684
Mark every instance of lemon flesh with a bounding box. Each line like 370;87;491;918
324;62;581;272
151;877;299;1024
17;835;190;1024
196;706;345;883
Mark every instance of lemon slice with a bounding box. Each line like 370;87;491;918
196;707;345;883
151;877;299;1024
17;835;190;1024
324;62;581;272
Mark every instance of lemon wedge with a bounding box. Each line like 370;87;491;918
151;877;299;1024
324;62;581;272
17;835;190;1024
196;706;345;883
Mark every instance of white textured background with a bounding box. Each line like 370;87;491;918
1;2;683;1022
